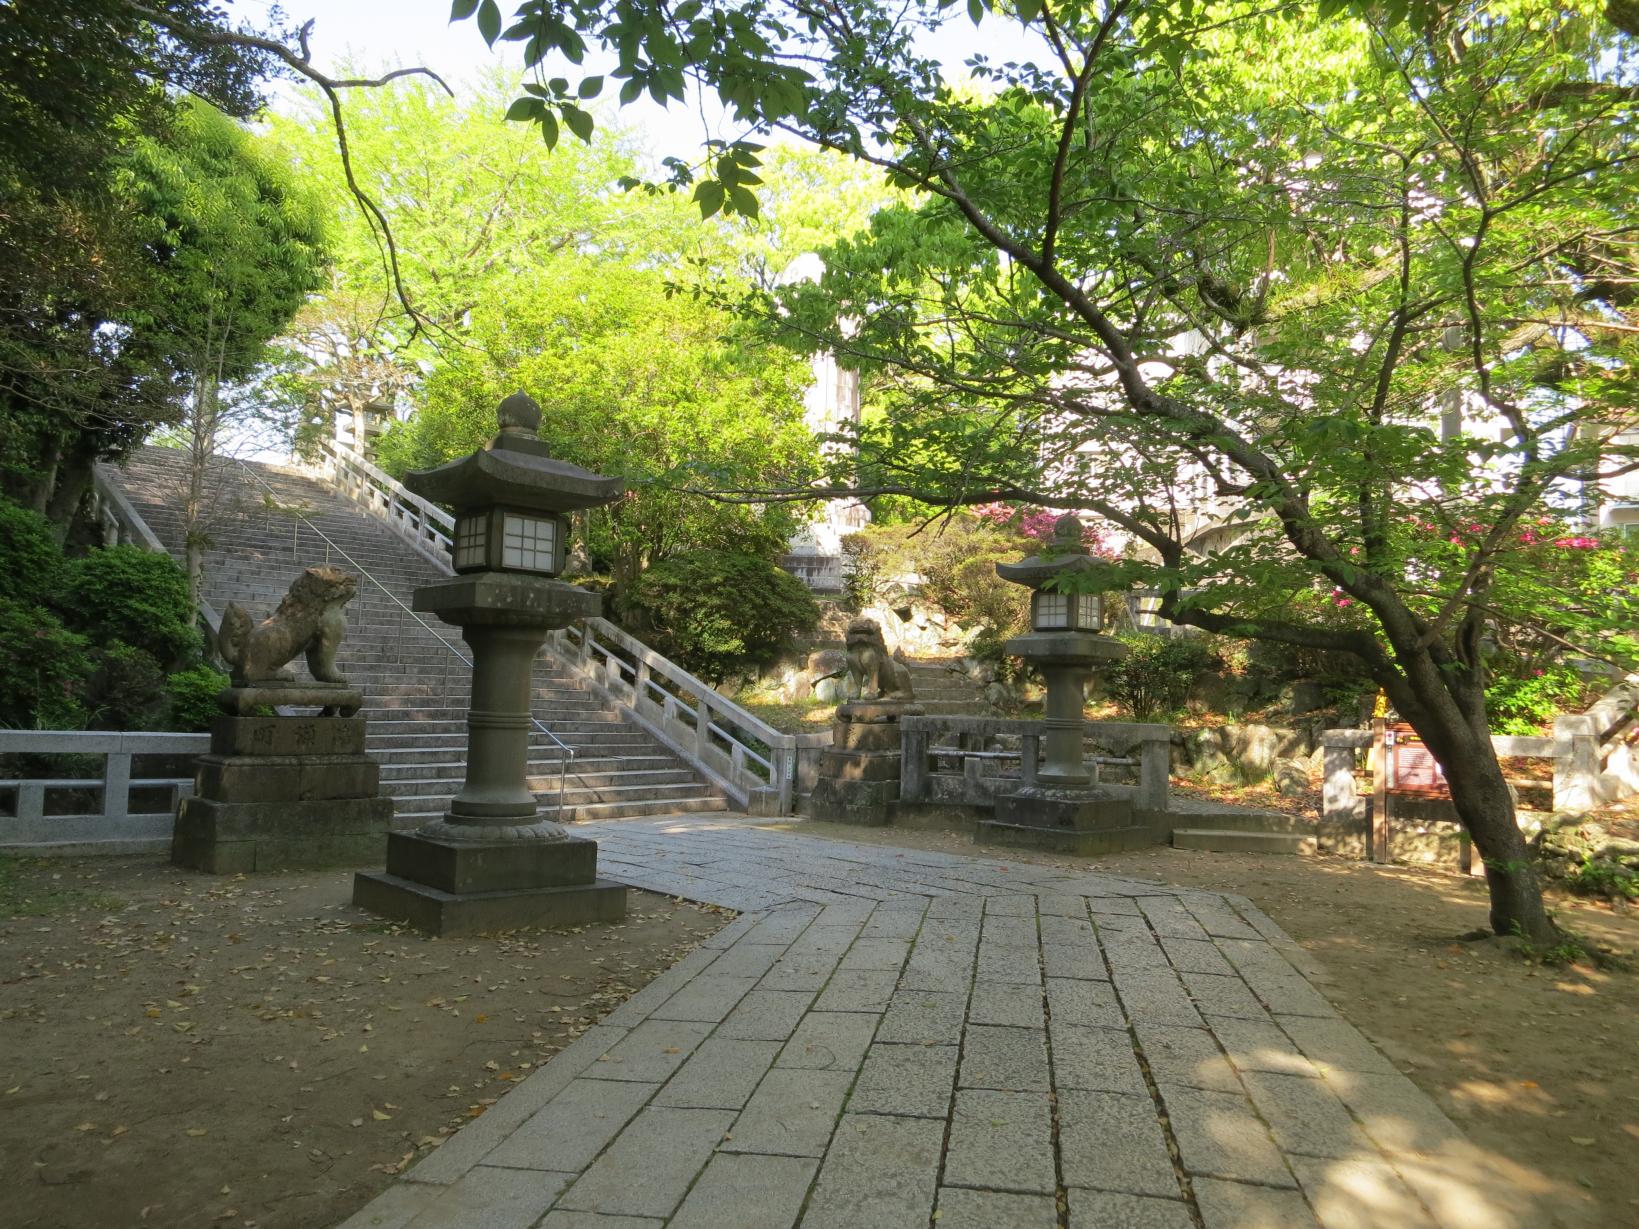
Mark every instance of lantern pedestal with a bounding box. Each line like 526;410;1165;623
353;394;630;936
353;574;626;935
808;699;924;825
978;628;1149;853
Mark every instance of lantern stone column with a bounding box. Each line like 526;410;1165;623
353;392;628;934
980;515;1151;855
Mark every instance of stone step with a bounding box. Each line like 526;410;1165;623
1170;828;1317;855
377;754;681;779
360;703;610;722
391;793;729;826
367;717;632;737
368;731;658;751
383;768;700;797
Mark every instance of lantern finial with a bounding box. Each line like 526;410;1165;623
1052;513;1086;550
497;391;542;436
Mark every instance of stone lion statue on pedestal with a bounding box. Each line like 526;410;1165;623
844;617;916;703
219;566;358;687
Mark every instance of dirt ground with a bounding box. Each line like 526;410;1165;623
761;817;1639;1229
0;860;727;1229
5;833;1635;1229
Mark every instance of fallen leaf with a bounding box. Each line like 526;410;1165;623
371;1109;392;1121
185;1128;208;1137
1571;1137;1596;1146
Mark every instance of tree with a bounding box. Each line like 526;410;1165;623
381;257;819;587
117;98;328;606
0;1;285;531
266;73;703;457
462;0;1639;944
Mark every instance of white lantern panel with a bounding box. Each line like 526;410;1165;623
502;513;556;572
1074;592;1101;629
1035;592;1070;629
454;516;487;569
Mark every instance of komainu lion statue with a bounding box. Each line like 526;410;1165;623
844;617;916;703
218;566;358;687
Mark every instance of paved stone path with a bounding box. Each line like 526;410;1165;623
340;816;1542;1229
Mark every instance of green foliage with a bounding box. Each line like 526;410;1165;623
843;517;1031;636
85;642;168;731
1485;664;1587;736
384;259;818;583
1564;857;1639;901
0;8;292;524
61;547;200;667
0;600;92;729
1107;636;1222;722
0;498;65;606
165;665;231;732
621;550;820;683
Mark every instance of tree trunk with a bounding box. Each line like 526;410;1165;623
45;447;96;544
1399;708;1559;944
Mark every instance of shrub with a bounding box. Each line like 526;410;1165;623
0;599;92;728
85;642;169;730
165;665;230;731
1107;634;1221;721
0;497;65;607
622;550;820;683
1486;662;1586;735
1565;857;1639;901
59;546;199;666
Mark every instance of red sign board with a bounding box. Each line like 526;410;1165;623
1385;723;1449;798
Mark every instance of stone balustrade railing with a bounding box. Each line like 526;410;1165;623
318;443;456;569
899;715;1171;815
1320;726;1594;841
551;618;799;815
0;730;207;853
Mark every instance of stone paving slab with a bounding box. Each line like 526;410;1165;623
338;814;1551;1229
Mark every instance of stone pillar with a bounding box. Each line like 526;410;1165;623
453;625;551;822
1038;662;1093;786
1553;714;1602;812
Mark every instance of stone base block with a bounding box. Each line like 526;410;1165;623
351;871;627;936
808;777;897;825
979;785;1154;855
993;784;1136;832
975;818;1154;856
210;715;367;757
172;796;393;873
818;747;903;782
219;683;362;717
834;721;904;752
195;753;379;804
383;830;600;895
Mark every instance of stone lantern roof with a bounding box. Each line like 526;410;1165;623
403;392;624;513
995;513;1112;589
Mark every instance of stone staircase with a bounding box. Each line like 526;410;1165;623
904;657;989;716
103;446;729;825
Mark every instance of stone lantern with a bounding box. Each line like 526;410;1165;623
353;392;627;934
982;514;1145;852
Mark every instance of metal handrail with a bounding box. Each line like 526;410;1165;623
229;457;575;816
